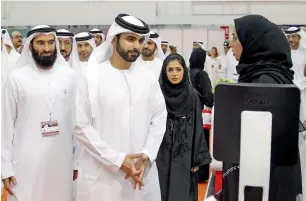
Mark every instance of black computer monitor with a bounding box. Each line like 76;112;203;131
213;83;300;166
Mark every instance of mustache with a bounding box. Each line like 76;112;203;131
41;51;53;54
127;50;140;54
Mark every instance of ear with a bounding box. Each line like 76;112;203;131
111;35;118;47
29;43;33;51
111;36;115;44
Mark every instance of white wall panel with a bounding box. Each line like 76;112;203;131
1;1;157;26
182;28;208;64
208;29;226;56
158;28;183;55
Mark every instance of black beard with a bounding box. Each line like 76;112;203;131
116;39;140;62
32;48;57;68
142;46;156;57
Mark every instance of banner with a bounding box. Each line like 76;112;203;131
220;26;229;40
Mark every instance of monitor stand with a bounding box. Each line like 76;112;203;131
239;111;272;201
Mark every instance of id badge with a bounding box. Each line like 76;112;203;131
41;120;59;137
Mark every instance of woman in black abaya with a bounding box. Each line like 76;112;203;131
189;47;214;182
222;14;302;201
156;54;211;201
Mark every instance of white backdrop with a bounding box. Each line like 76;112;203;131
2;1;306;26
154;27;226;64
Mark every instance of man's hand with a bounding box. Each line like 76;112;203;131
2;176;17;195
120;153;143;188
125;154;149;190
73;170;78;181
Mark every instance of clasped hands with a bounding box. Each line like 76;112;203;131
120;153;149;190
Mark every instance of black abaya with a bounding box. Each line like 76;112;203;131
157;54;212;201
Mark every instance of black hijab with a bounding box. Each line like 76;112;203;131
159;54;195;117
189;48;207;85
234;15;294;83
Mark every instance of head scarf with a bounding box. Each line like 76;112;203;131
189;48;207;86
147;31;165;60
193;40;205;49
285;26;306;50
161;40;171;55
16;25;68;69
87;13;150;118
234;15;294;84
71;32;96;69
89;28;105;44
1;29;16;55
56;29;74;62
161;40;169;45
56;29;74;39
159;54;195;116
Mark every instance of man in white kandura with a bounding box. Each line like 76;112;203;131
1;25;78;201
136;31;164;79
56;29;74;67
161;40;170;57
285;26;306;201
73;13;167;201
71;32;96;77
1;29;20;86
89;28;105;47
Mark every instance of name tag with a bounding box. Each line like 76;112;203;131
41;120;59;137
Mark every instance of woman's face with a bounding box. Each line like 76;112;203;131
166;60;184;84
232;27;243;61
211;48;217;57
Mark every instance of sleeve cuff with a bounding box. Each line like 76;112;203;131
73;160;79;170
1;166;14;179
112;152;126;172
141;148;154;164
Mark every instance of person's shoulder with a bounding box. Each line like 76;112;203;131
155;57;164;64
298;48;306;54
253;74;279;84
5;64;31;84
198;70;209;76
197;70;209;80
134;62;155;78
299;49;306;62
57;63;77;76
9;64;31;77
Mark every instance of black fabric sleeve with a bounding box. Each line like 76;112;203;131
192;98;212;167
198;71;214;108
